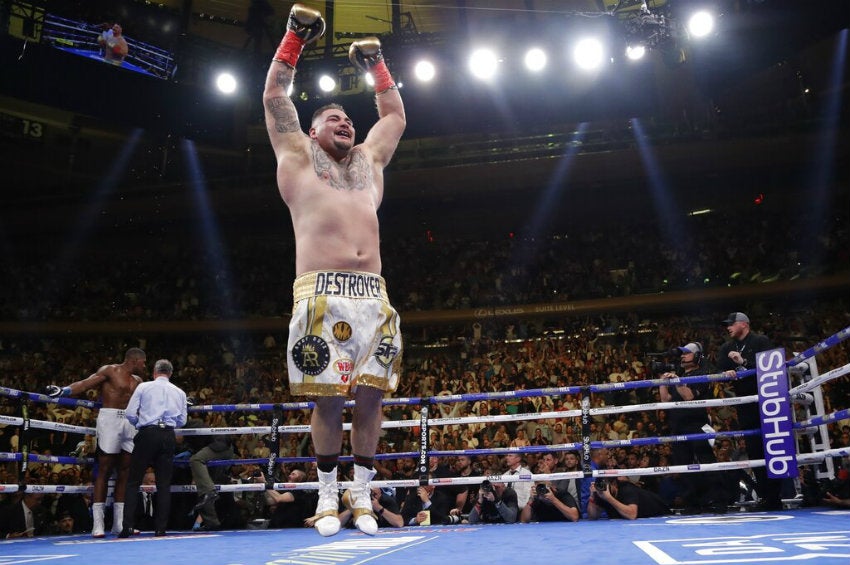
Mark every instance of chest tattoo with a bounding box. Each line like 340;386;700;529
312;144;372;191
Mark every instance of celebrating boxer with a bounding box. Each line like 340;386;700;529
262;4;406;537
46;347;146;537
98;23;129;65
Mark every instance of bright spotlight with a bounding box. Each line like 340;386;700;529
364;72;375;87
215;72;237;94
687;11;714;38
625;44;646;61
524;48;547;72
318;74;336;92
573;38;604;70
414;60;436;82
468;48;498;80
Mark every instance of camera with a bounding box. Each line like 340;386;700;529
480;480;493;494
535;483;549;496
443;514;468;525
650;360;677;375
594;478;607;492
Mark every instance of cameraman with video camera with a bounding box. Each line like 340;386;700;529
658;342;724;512
468;476;519;524
587;477;670;520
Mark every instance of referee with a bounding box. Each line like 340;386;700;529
119;359;187;537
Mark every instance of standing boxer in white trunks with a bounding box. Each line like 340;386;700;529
263;4;405;538
47;348;146;537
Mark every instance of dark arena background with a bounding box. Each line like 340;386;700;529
1;1;849;564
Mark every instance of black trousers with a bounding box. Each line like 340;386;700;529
738;407;782;506
123;426;176;532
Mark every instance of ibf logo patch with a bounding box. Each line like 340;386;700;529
335;358;354;383
333;321;352;342
374;336;399;369
292;335;330;376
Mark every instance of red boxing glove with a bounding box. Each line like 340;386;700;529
273;4;325;67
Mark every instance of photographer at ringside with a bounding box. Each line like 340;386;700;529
658;342;724;512
520;451;579;522
338;487;403;528
467;478;519;524
587;477;670;520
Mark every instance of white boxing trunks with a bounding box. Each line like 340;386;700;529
288;270;403;397
96;408;137;454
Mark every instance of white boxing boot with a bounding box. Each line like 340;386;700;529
343;464;378;535
92;502;105;538
311;468;341;537
111;502;124;535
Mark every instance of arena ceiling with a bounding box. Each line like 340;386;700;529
0;1;847;238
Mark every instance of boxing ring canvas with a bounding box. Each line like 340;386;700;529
3;509;850;565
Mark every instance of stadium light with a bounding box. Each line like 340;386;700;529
215;72;237;95
469;48;499;80
414;60;436;82
625;44;647;61
573;38;605;70
318;74;337;92
687;11;714;38
524;48;547;72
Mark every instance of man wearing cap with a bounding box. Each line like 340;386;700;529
717;312;781;510
659;342;722;511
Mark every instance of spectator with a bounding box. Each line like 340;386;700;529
266;468;318;528
0;493;48;538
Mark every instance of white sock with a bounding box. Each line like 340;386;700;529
112;502;124;532
92;502;105;536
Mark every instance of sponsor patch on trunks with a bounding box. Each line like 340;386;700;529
333;321;353;342
335;358;354;383
374;336;399;369
292;335;330;376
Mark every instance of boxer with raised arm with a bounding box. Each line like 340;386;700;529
46;347;146;537
262;4;405;537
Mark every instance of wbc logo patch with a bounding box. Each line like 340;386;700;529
335;358;354;383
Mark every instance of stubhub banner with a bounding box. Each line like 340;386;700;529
756;348;798;479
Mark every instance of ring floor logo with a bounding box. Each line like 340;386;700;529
635;524;850;564
266;534;436;564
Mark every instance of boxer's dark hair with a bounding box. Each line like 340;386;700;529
312;103;346;125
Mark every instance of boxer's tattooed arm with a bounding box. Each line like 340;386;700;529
311;144;372;191
267;70;299;133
